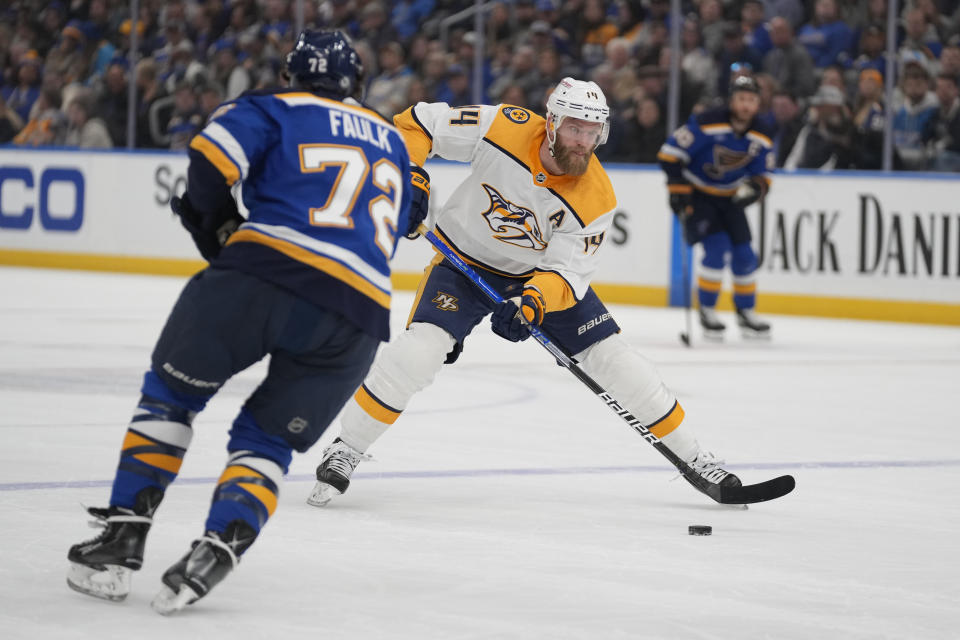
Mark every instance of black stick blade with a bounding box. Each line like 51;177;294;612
718;475;796;504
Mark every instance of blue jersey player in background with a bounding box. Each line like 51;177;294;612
658;74;773;339
66;30;429;614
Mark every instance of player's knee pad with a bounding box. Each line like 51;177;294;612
700;232;731;269
574;334;677;426
228;408;294;472
362;322;456;411
731;242;758;276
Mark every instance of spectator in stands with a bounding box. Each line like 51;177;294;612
488;43;539;104
931;73;960;170
95;57;131;146
0;92;24;143
435;64;471;107
576;0;620;70
63;89;112;149
12;86;65;146
716;28;763;97
134;57;170;148
850;24;888;78
851;69;886;169
610;96;666;163
210;38;250;101
899;6;942;65
353;2;399;54
163;40;206;95
783;84;854;169
770;90;804;166
892;59;939;170
366;41;414;119
939;43;960;79
615;0;645;47
797;0;853;69
820;64;847;97
697;0;728;55
166;81;202;151
499;83;528;108
681;16;719;101
762;0;805;30
44;20;88;86
2;50;42;123
198;82;224;122
742;0;773;57
391;0;435;43
763;16;816;99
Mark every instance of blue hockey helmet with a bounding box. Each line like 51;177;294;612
284;29;364;99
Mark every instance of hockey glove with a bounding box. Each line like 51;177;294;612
490;286;546;343
405;164;430;239
731;177;767;208
171;193;243;261
667;183;693;218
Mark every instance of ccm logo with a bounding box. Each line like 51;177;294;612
0;166;85;231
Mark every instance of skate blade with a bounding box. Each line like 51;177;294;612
306;481;342;507
151;584;199;615
701;329;725;342
66;562;132;602
739;329;771;340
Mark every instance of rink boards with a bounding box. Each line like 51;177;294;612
0;147;957;324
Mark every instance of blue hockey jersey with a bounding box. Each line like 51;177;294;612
187;90;412;340
658;107;773;196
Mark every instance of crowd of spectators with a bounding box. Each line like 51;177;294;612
3;0;960;171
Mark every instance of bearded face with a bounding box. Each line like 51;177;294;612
552;117;601;175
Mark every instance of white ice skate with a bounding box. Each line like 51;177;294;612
699;307;726;341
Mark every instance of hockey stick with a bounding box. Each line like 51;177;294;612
418;226;794;505
678;228;693;347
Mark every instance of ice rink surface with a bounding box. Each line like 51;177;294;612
1;267;958;639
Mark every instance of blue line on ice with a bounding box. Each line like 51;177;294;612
3;458;959;491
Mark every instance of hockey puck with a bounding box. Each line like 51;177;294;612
688;525;712;536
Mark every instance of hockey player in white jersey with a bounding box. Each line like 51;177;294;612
307;78;741;507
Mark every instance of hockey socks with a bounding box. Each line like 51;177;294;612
205;409;289;543
109;371;206;510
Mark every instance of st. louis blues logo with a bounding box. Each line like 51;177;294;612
480;183;547;251
703;144;756;179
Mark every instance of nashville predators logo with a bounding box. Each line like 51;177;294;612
703;144;755;180
501;106;531;123
433;292;459;311
480;183;547;251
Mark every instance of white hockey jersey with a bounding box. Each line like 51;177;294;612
393;102;617;312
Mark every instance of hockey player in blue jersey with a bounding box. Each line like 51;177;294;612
66;29;428;614
658;74;773;339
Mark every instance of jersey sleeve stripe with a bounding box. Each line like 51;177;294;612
747;131;773;148
657;145;689;163
202;122;250;179
189;134;241;185
410;105;433;140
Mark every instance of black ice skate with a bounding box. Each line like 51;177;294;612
151;519;256;615
67;486;163;601
736;307;771;339
698;307;726;341
306;438;369;507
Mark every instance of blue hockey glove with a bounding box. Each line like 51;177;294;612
490;287;546;342
405;164;430;239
